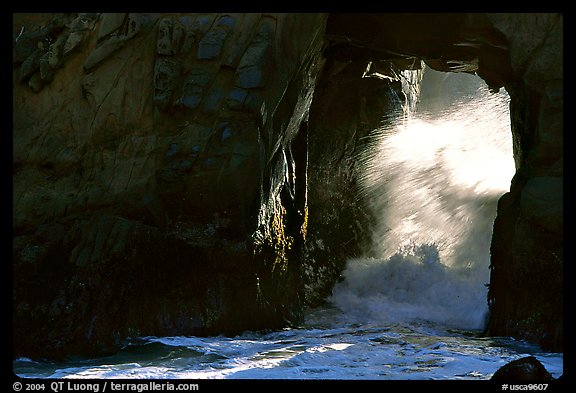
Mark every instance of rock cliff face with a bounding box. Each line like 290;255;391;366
13;12;327;359
13;13;563;358
484;14;563;351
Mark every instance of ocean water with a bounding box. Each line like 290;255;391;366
13;318;563;380
13;68;564;380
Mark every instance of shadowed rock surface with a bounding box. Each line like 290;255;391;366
491;356;554;380
13;13;562;359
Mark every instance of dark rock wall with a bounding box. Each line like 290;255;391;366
485;14;563;351
13;12;327;359
13;13;563;358
303;58;408;306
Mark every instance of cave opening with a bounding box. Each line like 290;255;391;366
325;64;516;332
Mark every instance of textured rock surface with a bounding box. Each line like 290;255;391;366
13;12;327;359
303;59;408;305
491;356;554;380
484;14;563;351
13;13;563;358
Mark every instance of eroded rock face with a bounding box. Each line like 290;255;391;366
13;13;563;358
13;12;327;359
303;59;408;305
485;13;563;351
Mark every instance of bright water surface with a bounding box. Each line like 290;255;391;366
14;68;563;380
14;316;563;380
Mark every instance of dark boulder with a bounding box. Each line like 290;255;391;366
491;356;554;381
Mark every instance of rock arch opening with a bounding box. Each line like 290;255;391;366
305;13;562;351
323;65;515;331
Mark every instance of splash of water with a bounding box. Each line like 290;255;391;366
329;67;515;330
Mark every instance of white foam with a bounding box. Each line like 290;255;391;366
330;249;489;330
339;68;515;331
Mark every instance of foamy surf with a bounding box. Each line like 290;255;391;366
332;67;515;333
14;322;563;379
